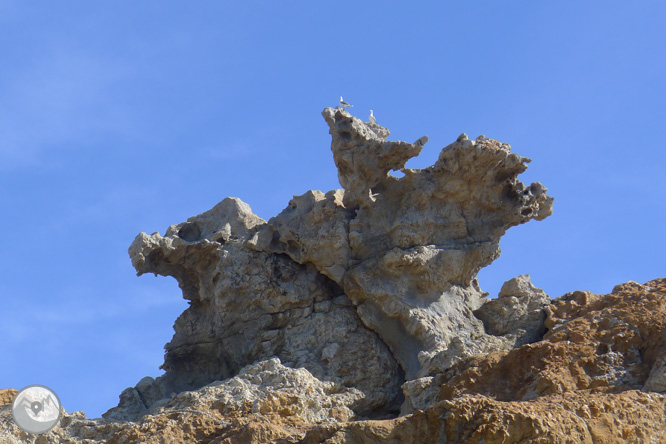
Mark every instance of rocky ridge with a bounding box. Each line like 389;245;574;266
2;108;664;443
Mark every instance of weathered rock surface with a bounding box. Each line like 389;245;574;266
0;359;362;444
0;389;17;406
324;110;553;379
121;196;402;418
262;109;554;381
3;279;666;443
105;107;554;422
474;274;551;347
4;107;664;443
254;189;353;284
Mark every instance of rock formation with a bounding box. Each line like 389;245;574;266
103;107;554;422
114;195;403;419
3;279;666;443
2;107;664;443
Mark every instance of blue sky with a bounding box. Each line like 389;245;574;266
1;2;664;419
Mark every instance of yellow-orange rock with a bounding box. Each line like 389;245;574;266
3;279;666;443
0;389;17;406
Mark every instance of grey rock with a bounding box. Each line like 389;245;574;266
644;358;666;392
254;189;353;284
322;107;425;209
322;108;553;378
0;359;363;443
474;274;551;347
112;106;553;420
102;387;146;422
400;376;439;415
158;357;364;423
118;196;402;420
643;329;666;393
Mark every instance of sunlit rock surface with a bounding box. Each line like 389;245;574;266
111;108;554;419
120;196;402;418
3;279;666;443
3;108;664;443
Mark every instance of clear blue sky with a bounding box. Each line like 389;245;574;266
1;2;664;419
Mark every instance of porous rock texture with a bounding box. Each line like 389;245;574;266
3;279;666;443
263;108;554;380
473;274;551;348
0;389;17;407
3;108;665;443
108;107;554;422
114;195;402;419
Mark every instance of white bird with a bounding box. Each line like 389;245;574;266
339;96;353;109
369;109;376;124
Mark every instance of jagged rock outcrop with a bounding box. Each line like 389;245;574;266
4;107;664;443
474;274;551;347
262;109;554;380
0;359;364;443
3;279;666;443
120;197;402;418
106;108;554;421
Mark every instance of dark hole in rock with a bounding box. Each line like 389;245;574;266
286;240;301;258
501;184;519;201
339;131;352;141
494;170;514;183
596;343;610;355
372;182;387;194
269;230;285;252
178;222;202;242
521;208;533;216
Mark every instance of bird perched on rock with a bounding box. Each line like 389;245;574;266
369;110;376;124
339;96;353;110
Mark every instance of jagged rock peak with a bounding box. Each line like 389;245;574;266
3;106;665;444
319;106;554;378
114;107;557;423
322;107;427;209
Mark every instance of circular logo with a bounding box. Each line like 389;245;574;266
11;385;62;434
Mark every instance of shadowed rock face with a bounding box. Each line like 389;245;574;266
474;274;552;347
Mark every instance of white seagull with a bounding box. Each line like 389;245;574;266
339;96;353;109
369;109;376;124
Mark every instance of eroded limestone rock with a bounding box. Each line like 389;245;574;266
254;189;353;283
162;358;363;424
4;280;666;443
118;196;402;420
321;109;553;378
112;107;554;420
0;359;364;443
321;107;424;209
4;105;666;443
474;274;551;347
